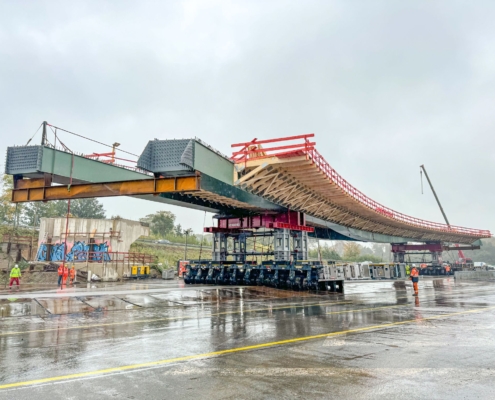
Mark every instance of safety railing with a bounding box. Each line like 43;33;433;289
231;134;316;163
232;135;491;238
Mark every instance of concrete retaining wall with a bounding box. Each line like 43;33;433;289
454;271;495;281
36;218;151;281
76;263;120;282
36;217;149;262
38;217;149;253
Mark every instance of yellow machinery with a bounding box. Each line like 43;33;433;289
129;265;150;279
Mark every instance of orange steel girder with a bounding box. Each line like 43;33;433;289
11;175;200;202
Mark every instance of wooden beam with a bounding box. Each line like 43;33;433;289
234;163;268;185
240;156;308;169
247;172;280;190
261;172;280;194
264;182;294;197
277;184;299;203
285;191;311;207
296;193;315;208
305;200;325;210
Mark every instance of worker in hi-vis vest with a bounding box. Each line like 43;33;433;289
69;265;76;285
63;265;69;285
410;265;419;296
57;263;64;286
9;264;21;290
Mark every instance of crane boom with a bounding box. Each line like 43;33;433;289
420;165;474;265
420;164;450;227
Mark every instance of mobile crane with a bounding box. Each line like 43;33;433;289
419;165;478;274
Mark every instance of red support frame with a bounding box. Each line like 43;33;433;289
210;212;314;233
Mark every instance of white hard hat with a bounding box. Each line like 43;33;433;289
14;264;18;267
412;264;417;267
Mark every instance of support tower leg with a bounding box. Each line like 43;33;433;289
293;231;308;261
274;229;291;261
212;232;228;262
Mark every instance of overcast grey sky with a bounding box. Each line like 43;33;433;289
1;0;494;234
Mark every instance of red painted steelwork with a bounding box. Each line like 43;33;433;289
212;212;314;232
232;134;491;239
231;142;316;158
204;227;240;233
231;133;315;148
231;134;315;162
271;222;314;232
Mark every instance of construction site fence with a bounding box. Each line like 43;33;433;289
62;251;157;265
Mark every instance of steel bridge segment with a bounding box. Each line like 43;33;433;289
6;145;151;184
6;144;283;211
5;143;364;242
305;215;413;244
6;134;491;245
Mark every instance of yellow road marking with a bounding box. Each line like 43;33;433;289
1;305;494;390
0;300;352;337
326;303;405;315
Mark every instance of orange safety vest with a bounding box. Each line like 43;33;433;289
410;268;419;277
58;265;64;276
70;268;76;279
63;267;69;278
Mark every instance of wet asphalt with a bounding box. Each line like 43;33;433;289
0;277;494;399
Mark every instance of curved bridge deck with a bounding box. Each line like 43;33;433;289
232;134;490;244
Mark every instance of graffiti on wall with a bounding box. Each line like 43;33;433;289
36;241;112;262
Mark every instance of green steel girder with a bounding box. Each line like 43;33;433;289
8;146;151;184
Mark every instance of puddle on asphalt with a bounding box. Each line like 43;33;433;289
37;297;94;315
144;287;323;307
0;298;48;317
83;296;135;311
117;294;172;308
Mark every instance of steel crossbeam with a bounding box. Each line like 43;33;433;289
12;175;200;202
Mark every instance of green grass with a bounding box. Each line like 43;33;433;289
130;242;211;269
